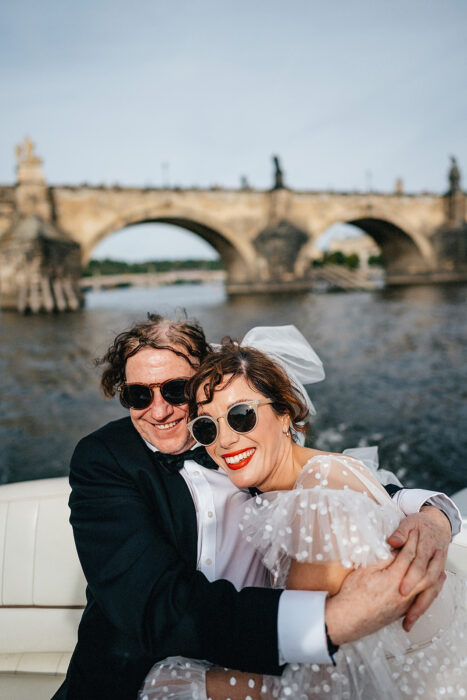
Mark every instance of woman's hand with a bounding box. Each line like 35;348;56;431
387;506;452;631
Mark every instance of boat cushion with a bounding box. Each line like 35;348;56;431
0;651;71;675
0;476;86;676
0;477;86;607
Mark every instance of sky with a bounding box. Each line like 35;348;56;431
1;0;466;260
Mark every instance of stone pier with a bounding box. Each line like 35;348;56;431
0;140;83;313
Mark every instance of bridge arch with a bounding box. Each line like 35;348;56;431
82;205;258;285
306;210;436;277
347;217;435;275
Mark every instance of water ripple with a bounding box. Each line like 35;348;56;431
1;283;466;494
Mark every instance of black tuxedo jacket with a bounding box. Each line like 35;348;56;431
53;417;282;700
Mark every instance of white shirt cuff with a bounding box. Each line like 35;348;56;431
392;489;462;537
277;590;331;665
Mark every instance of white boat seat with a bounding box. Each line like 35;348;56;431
0;477;86;699
0;651;72;675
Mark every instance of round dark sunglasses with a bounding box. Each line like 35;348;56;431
119;378;189;409
187;400;272;446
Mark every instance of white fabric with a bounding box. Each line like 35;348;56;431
448;525;467;576
277;590;330;665
145;440;462;674
240;468;400;588
180;458;332;663
241;326;325;443
240;454;467;699
343;446;403;487
138;656;208;700
394;488;462;537
144;441;269;591
180;461;269;589
141;443;467;696
343;446;462;536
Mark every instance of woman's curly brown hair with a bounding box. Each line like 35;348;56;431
97;312;211;397
187;339;310;437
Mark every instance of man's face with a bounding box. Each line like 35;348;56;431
125;346;196;454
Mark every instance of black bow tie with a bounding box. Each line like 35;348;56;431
153;445;218;474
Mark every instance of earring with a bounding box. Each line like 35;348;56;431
283;426;291;437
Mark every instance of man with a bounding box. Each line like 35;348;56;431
54;314;460;699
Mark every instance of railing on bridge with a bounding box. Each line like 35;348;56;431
80;267;382;293
80;269;226;291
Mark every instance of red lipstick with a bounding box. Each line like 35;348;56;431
222;447;256;471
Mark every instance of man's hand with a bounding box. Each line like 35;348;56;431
325;530;446;646
387;506;451;631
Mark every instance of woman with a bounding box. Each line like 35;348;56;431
140;340;466;699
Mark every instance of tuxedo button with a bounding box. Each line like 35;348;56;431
205;558;212;565
208;511;213;518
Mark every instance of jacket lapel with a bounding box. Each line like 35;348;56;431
111;418;198;570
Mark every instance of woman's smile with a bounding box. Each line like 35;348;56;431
222;447;256;470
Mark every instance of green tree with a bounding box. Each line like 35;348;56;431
82;257;223;276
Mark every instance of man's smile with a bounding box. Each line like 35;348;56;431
222;447;256;470
153;418;183;431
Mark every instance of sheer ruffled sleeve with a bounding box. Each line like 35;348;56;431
239;454;402;587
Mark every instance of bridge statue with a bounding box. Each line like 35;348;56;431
16;137;36;162
448;156;461;194
15;136;47;189
272;155;285;190
444;156;465;228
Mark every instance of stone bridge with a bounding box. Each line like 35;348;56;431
0;142;465;309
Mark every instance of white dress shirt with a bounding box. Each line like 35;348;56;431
146;441;461;665
180;459;269;590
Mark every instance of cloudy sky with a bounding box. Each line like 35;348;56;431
1;0;466;260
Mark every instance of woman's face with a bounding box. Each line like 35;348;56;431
196;373;289;491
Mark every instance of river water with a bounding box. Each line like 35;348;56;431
1;282;466;494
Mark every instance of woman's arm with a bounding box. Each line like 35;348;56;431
206;668;264;700
285;453;386;596
286;560;351;596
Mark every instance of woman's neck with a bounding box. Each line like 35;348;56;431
259;443;321;492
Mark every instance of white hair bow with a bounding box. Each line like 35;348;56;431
241;325;325;445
